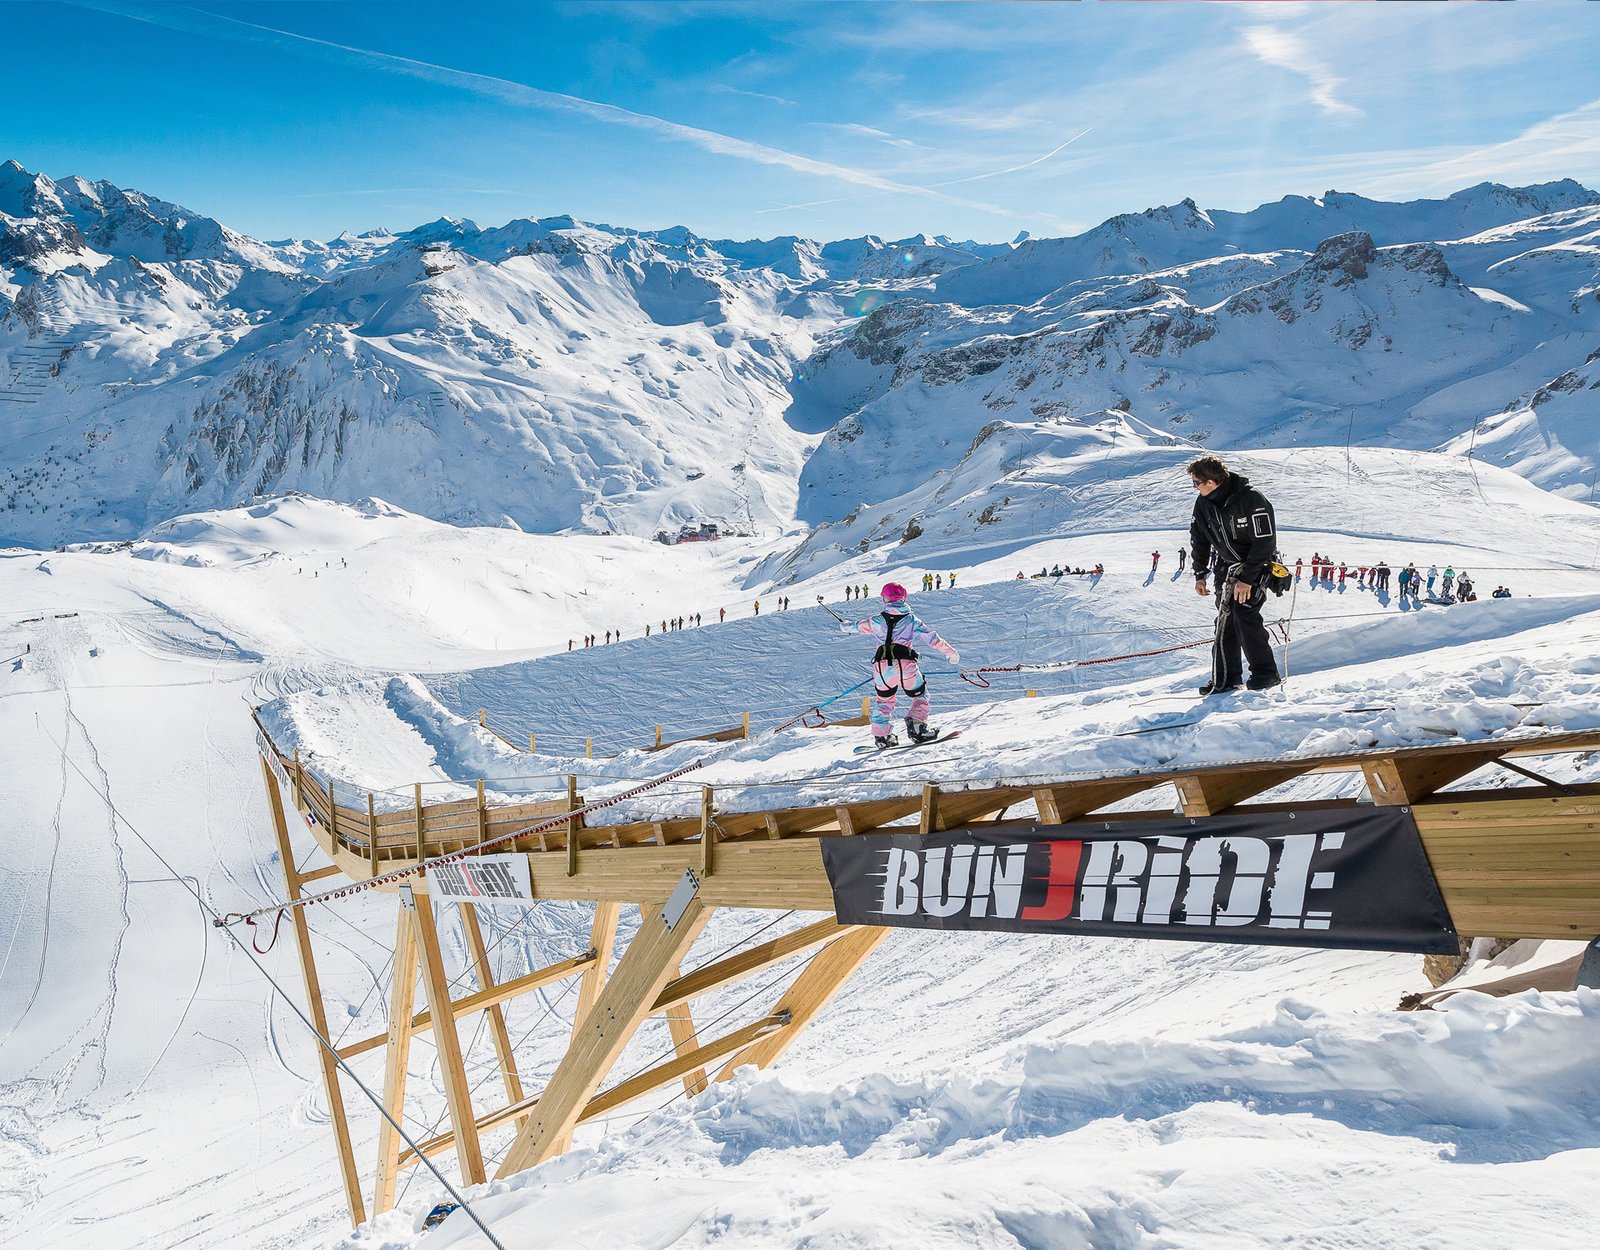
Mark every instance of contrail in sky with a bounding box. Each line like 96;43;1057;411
74;0;1032;222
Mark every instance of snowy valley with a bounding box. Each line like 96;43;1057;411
3;162;1600;1250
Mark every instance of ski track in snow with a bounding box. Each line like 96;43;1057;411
2;473;1599;1249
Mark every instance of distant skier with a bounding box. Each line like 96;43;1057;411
842;582;959;749
719;607;726;622
1188;455;1281;695
1177;547;1187;573
1151;551;1161;572
949;573;957;588
1442;567;1456;599
1427;565;1438;596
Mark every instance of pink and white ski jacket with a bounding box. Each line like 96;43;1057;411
842;611;959;663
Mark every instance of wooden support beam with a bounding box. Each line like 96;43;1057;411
1364;748;1507;806
408;887;487;1185
662;962;708;1097
300;862;344;884
582;1017;783;1122
1033;778;1158;823
337;950;596;1060
372;903;420;1215
764;804;843;839
920;784;941;834
400;1016;787;1170
1174;764;1313;816
650;918;852;1016
413;783;426;860
566;774;580;876
551;900;621;1154
258;758;367;1228
835;795;920;836
459;904;527;1119
935;787;1033;829
714;927;889;1079
496;897;714;1178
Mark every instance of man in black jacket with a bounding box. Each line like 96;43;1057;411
1188;455;1281;695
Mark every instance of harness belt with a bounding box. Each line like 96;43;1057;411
873;612;926;697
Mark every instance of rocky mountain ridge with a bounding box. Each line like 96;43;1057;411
2;159;1597;549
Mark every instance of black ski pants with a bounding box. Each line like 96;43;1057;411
1211;579;1278;687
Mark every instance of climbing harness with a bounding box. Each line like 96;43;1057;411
873;612;926;698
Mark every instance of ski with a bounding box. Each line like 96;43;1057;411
854;730;961;755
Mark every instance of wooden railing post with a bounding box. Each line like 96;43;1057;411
741;712;750;740
920;784;941;834
476;779;488;847
413;783;425;860
529;731;536;754
366;791;379;871
566;774;580;877
258;757;367;1226
585;737;592;759
700;785;716;875
655;723;664;749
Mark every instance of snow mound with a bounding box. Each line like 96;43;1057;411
353;991;1600;1250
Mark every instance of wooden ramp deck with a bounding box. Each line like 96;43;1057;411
252;721;1600;1226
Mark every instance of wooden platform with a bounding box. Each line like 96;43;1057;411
275;726;1600;939
252;720;1600;1226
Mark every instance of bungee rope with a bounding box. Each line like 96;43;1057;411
959;635;1214;688
769;675;876;733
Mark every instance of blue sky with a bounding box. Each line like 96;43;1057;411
7;1;1600;244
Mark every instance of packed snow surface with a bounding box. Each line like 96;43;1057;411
5;448;1599;1249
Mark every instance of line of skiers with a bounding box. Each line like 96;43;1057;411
1303;555;1490;602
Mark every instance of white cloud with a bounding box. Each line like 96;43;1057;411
1364;99;1600;197
1243;25;1363;121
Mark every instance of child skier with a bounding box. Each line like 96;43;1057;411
843;582;959;749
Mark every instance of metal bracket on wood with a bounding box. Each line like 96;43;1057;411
662;868;701;932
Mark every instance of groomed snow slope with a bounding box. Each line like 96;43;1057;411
4;456;1599;1250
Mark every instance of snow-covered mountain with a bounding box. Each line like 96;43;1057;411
6;453;1600;1250
3;161;1598;552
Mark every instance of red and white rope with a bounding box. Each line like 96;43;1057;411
216;754;713;930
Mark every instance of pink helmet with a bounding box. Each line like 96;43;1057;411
880;582;908;604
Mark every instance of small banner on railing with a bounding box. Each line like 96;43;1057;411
427;853;536;906
820;807;1458;954
254;727;292;792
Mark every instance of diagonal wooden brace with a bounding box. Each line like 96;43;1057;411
496;895;713;1178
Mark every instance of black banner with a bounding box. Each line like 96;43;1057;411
820;807;1458;954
